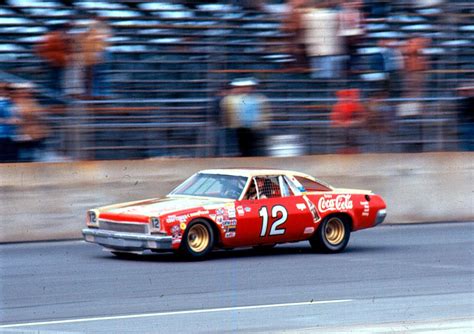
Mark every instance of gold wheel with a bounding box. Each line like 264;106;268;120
187;224;210;253
325;218;345;245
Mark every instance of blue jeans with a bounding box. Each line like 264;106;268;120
91;52;110;97
310;56;344;79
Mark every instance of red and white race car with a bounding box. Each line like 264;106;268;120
83;169;386;258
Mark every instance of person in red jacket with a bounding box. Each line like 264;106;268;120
36;24;70;94
331;88;366;153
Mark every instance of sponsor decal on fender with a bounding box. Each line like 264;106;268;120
189;210;209;217
304;227;315;234
318;194;353;213
225;232;236;238
360;201;370;216
227;208;236;219
180;222;187;230
177;215;188;223
296;203;306;211
171;225;180;234
303;195;320;223
237;206;245;216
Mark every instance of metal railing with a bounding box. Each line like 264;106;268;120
0;1;472;160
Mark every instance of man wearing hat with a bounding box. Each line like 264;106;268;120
220;78;271;156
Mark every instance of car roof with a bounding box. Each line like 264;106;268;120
199;168;315;179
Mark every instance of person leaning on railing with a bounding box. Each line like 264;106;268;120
0;83;19;162
10;83;50;162
220;78;271;157
36;23;70;95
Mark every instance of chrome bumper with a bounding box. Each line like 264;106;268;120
82;228;173;251
375;209;387;226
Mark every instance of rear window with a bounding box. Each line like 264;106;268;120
295;176;332;192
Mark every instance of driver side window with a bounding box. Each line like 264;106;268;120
244;176;283;200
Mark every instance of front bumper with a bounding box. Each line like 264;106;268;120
375;209;387;226
82;228;173;252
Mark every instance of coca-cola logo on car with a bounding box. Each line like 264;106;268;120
318;195;353;213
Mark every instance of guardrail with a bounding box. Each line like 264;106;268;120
0;152;472;243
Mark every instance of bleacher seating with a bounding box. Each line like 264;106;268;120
0;0;472;159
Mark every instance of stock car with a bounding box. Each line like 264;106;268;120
82;169;387;258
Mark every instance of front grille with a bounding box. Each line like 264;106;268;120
99;220;149;234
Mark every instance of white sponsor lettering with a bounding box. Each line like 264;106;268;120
304;227;315;234
296;203;306;211
227;208;236;218
360;201;370;217
317;195;353;213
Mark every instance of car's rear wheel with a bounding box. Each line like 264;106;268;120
310;216;350;253
179;220;214;259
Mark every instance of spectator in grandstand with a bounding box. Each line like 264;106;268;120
282;0;310;69
377;39;404;98
364;89;395;152
392;36;429;152
330;88;366;153
64;21;87;98
11;83;50;162
302;0;344;79
211;83;233;156
339;0;365;78
36;24;70;95
0;83;19;162
221;78;271;156
457;85;474;151
402;36;429;99
83;16;112;98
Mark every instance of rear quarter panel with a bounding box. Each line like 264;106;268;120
307;191;386;231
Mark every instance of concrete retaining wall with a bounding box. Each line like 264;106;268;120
1;153;472;243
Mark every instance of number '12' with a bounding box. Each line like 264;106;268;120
259;205;287;237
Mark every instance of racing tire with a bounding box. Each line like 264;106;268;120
310;216;350;253
179;220;215;259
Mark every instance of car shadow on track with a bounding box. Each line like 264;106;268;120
100;243;391;263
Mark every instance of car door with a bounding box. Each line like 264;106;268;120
225;175;315;247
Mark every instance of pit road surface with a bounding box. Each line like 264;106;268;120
1;223;473;333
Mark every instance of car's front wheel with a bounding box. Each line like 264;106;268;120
310;216;350;253
179;220;215;259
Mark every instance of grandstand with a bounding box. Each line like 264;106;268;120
0;0;472;159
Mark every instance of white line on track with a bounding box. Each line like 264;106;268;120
0;299;352;328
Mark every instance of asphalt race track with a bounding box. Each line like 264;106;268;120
1;223;473;333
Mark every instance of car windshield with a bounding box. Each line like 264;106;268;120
169;173;248;200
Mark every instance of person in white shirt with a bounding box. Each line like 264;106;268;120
302;0;344;79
